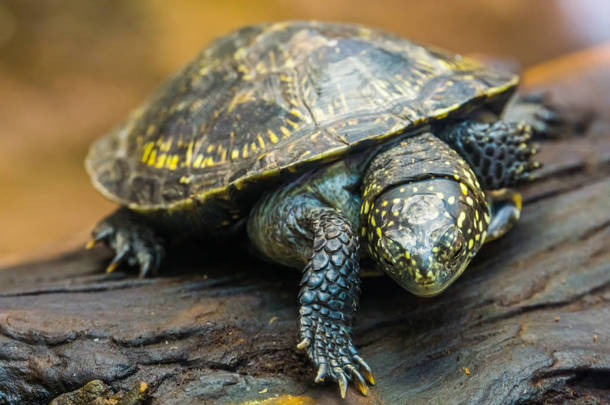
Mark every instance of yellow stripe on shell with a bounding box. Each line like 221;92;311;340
155;153;167;168
268;130;279;143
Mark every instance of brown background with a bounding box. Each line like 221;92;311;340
1;0;609;262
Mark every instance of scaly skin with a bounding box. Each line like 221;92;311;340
297;208;373;397
439;120;540;189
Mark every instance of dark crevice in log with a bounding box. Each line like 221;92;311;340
0;279;158;298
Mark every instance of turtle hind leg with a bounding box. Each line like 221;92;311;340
503;92;567;139
88;208;165;278
439;120;540;190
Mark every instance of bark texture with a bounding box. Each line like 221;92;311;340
1;54;609;405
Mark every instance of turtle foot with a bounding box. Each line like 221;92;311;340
88;209;164;278
298;315;374;398
442;120;540;189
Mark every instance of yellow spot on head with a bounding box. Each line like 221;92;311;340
457;212;466;228
376;227;382;238
363;201;370;214
460;183;468;196
468;239;474;249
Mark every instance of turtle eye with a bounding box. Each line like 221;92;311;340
437;225;464;261
379;238;399;266
450;238;464;258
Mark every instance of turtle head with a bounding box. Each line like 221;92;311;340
364;178;489;297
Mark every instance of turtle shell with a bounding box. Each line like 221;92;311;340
86;21;518;220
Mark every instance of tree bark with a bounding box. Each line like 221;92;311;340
1;51;609;405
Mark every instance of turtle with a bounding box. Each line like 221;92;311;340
85;21;563;398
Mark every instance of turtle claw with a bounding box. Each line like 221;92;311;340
347;364;369;395
85;239;97;250
91;210;165;277
106;242;130;273
336;369;348;398
353;354;375;385
296;338;310;351
299;315;373;398
314;364;328;383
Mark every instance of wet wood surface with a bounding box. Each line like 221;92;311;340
1;51;609;405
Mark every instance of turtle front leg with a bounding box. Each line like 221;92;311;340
248;179;374;398
297;208;374;398
88;208;165;277
439;120;540;189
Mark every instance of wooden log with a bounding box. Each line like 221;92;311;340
1;48;609;405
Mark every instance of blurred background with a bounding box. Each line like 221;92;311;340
1;0;609;263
